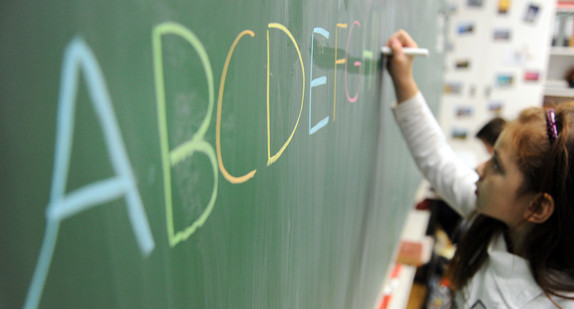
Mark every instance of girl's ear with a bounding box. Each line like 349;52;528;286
525;193;555;224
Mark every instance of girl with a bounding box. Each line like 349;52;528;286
386;30;574;308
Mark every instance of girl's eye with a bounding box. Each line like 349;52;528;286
490;157;501;172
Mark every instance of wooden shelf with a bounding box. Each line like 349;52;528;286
544;79;574;97
550;47;574;56
545;87;574;97
557;6;574;14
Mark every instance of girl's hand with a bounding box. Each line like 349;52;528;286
385;30;419;103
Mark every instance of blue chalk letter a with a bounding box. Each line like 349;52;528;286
24;37;155;309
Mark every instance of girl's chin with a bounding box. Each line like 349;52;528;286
474;204;487;215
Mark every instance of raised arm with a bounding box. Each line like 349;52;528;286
385;30;419;103
385;30;478;217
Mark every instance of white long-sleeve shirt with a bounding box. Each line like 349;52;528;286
391;93;574;308
392;92;477;217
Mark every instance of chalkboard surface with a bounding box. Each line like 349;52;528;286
0;0;445;308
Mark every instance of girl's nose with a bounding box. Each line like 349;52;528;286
476;161;487;179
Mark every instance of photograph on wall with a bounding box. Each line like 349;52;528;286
493;29;511;41
498;0;511;14
524;4;540;23
456;105;474;118
451;127;469;140
503;49;527;66
488;101;504;113
484;86;492;98
469;85;476;97
444;81;463;94
455;59;471;69
449;3;459;14
524;70;540;82
458;22;475;34
495;74;514;87
468;0;484;7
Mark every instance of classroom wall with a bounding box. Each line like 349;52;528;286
439;0;555;165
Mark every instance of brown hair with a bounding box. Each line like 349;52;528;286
449;103;574;300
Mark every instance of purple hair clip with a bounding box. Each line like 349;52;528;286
546;109;558;144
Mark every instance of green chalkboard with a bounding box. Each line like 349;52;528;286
0;0;445;308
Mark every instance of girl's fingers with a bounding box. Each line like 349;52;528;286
389;29;418;49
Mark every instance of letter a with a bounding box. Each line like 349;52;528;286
24;37;155;309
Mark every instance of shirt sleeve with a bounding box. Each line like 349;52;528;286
391;92;478;217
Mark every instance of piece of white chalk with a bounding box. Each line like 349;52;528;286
381;46;429;57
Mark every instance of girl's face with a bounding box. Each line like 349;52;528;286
475;126;536;227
